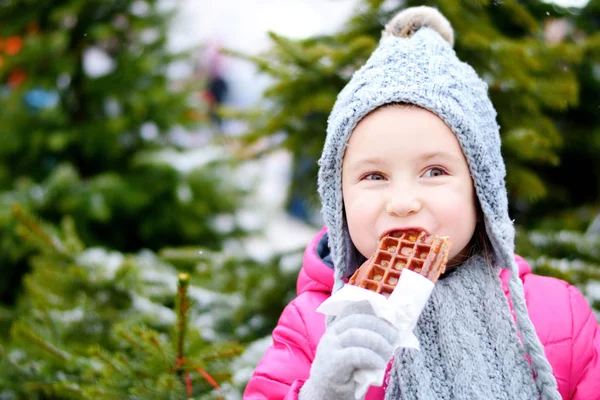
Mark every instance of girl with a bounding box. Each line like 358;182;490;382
244;6;599;400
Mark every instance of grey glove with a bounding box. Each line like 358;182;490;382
299;301;399;400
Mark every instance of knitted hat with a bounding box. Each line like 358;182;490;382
317;6;561;399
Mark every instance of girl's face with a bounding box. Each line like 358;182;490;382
342;105;478;264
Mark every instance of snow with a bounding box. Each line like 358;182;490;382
226;148;320;260
75;250;180;321
587;281;600;298
211;213;236;234
139;28;160;45
586;281;600;319
139;268;178;293
235;209;264;232
50;307;85;325
140;122;160;141
529;230;600;258
187;287;243;309
191;313;218;341
532;256;597;273
219;383;243;400
83;47;116;78
176;183;193;203
236;211;318;263
586;281;600;320
29;185;46;204
142;146;228;173
279;251;304;273
103;98;122;117
231;335;272;383
130;0;150;16
586;213;600;235
131;293;177;325
74;243;256;337
76;248;124;281
146;142;320;263
8;349;28;365
544;0;590;7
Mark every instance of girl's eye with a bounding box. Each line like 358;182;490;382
423;167;446;177
363;172;385;181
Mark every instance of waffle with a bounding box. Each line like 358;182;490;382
349;230;452;297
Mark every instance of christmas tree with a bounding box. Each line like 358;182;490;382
0;0;246;302
0;0;275;398
0;207;242;399
514;0;600;315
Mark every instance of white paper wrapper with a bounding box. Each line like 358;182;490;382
316;269;435;400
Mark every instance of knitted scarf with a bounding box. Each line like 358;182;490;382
385;255;539;400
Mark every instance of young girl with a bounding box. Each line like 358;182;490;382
244;6;599;400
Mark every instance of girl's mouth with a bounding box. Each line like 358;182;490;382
380;227;430;240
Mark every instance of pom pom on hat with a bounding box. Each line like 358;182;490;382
383;6;454;47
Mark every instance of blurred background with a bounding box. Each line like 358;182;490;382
0;0;598;398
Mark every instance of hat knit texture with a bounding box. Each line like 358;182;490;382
317;6;561;399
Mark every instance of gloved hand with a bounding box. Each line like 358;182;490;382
299;301;399;400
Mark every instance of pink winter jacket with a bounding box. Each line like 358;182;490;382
244;227;600;399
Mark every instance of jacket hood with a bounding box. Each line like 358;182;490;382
297;227;334;296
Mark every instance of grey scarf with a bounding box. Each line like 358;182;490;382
385;256;538;400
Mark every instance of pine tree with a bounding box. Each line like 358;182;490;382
0;207;243;399
0;0;245;305
0;1;274;397
229;0;600;310
161;243;304;344
520;0;600;229
514;0;600;316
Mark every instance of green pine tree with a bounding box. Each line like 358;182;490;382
0;1;270;397
161;243;304;344
515;0;600;315
518;0;600;229
0;0;245;305
0;207;242;399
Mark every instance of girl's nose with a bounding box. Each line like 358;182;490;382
385;190;422;217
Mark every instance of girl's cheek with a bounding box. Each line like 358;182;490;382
352;193;381;209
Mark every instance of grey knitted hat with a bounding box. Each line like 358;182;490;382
317;6;561;399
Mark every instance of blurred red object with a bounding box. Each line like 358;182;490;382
5;36;23;55
8;68;27;87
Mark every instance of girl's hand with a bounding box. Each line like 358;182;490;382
299;301;399;399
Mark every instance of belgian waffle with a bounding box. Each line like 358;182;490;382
348;230;452;297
